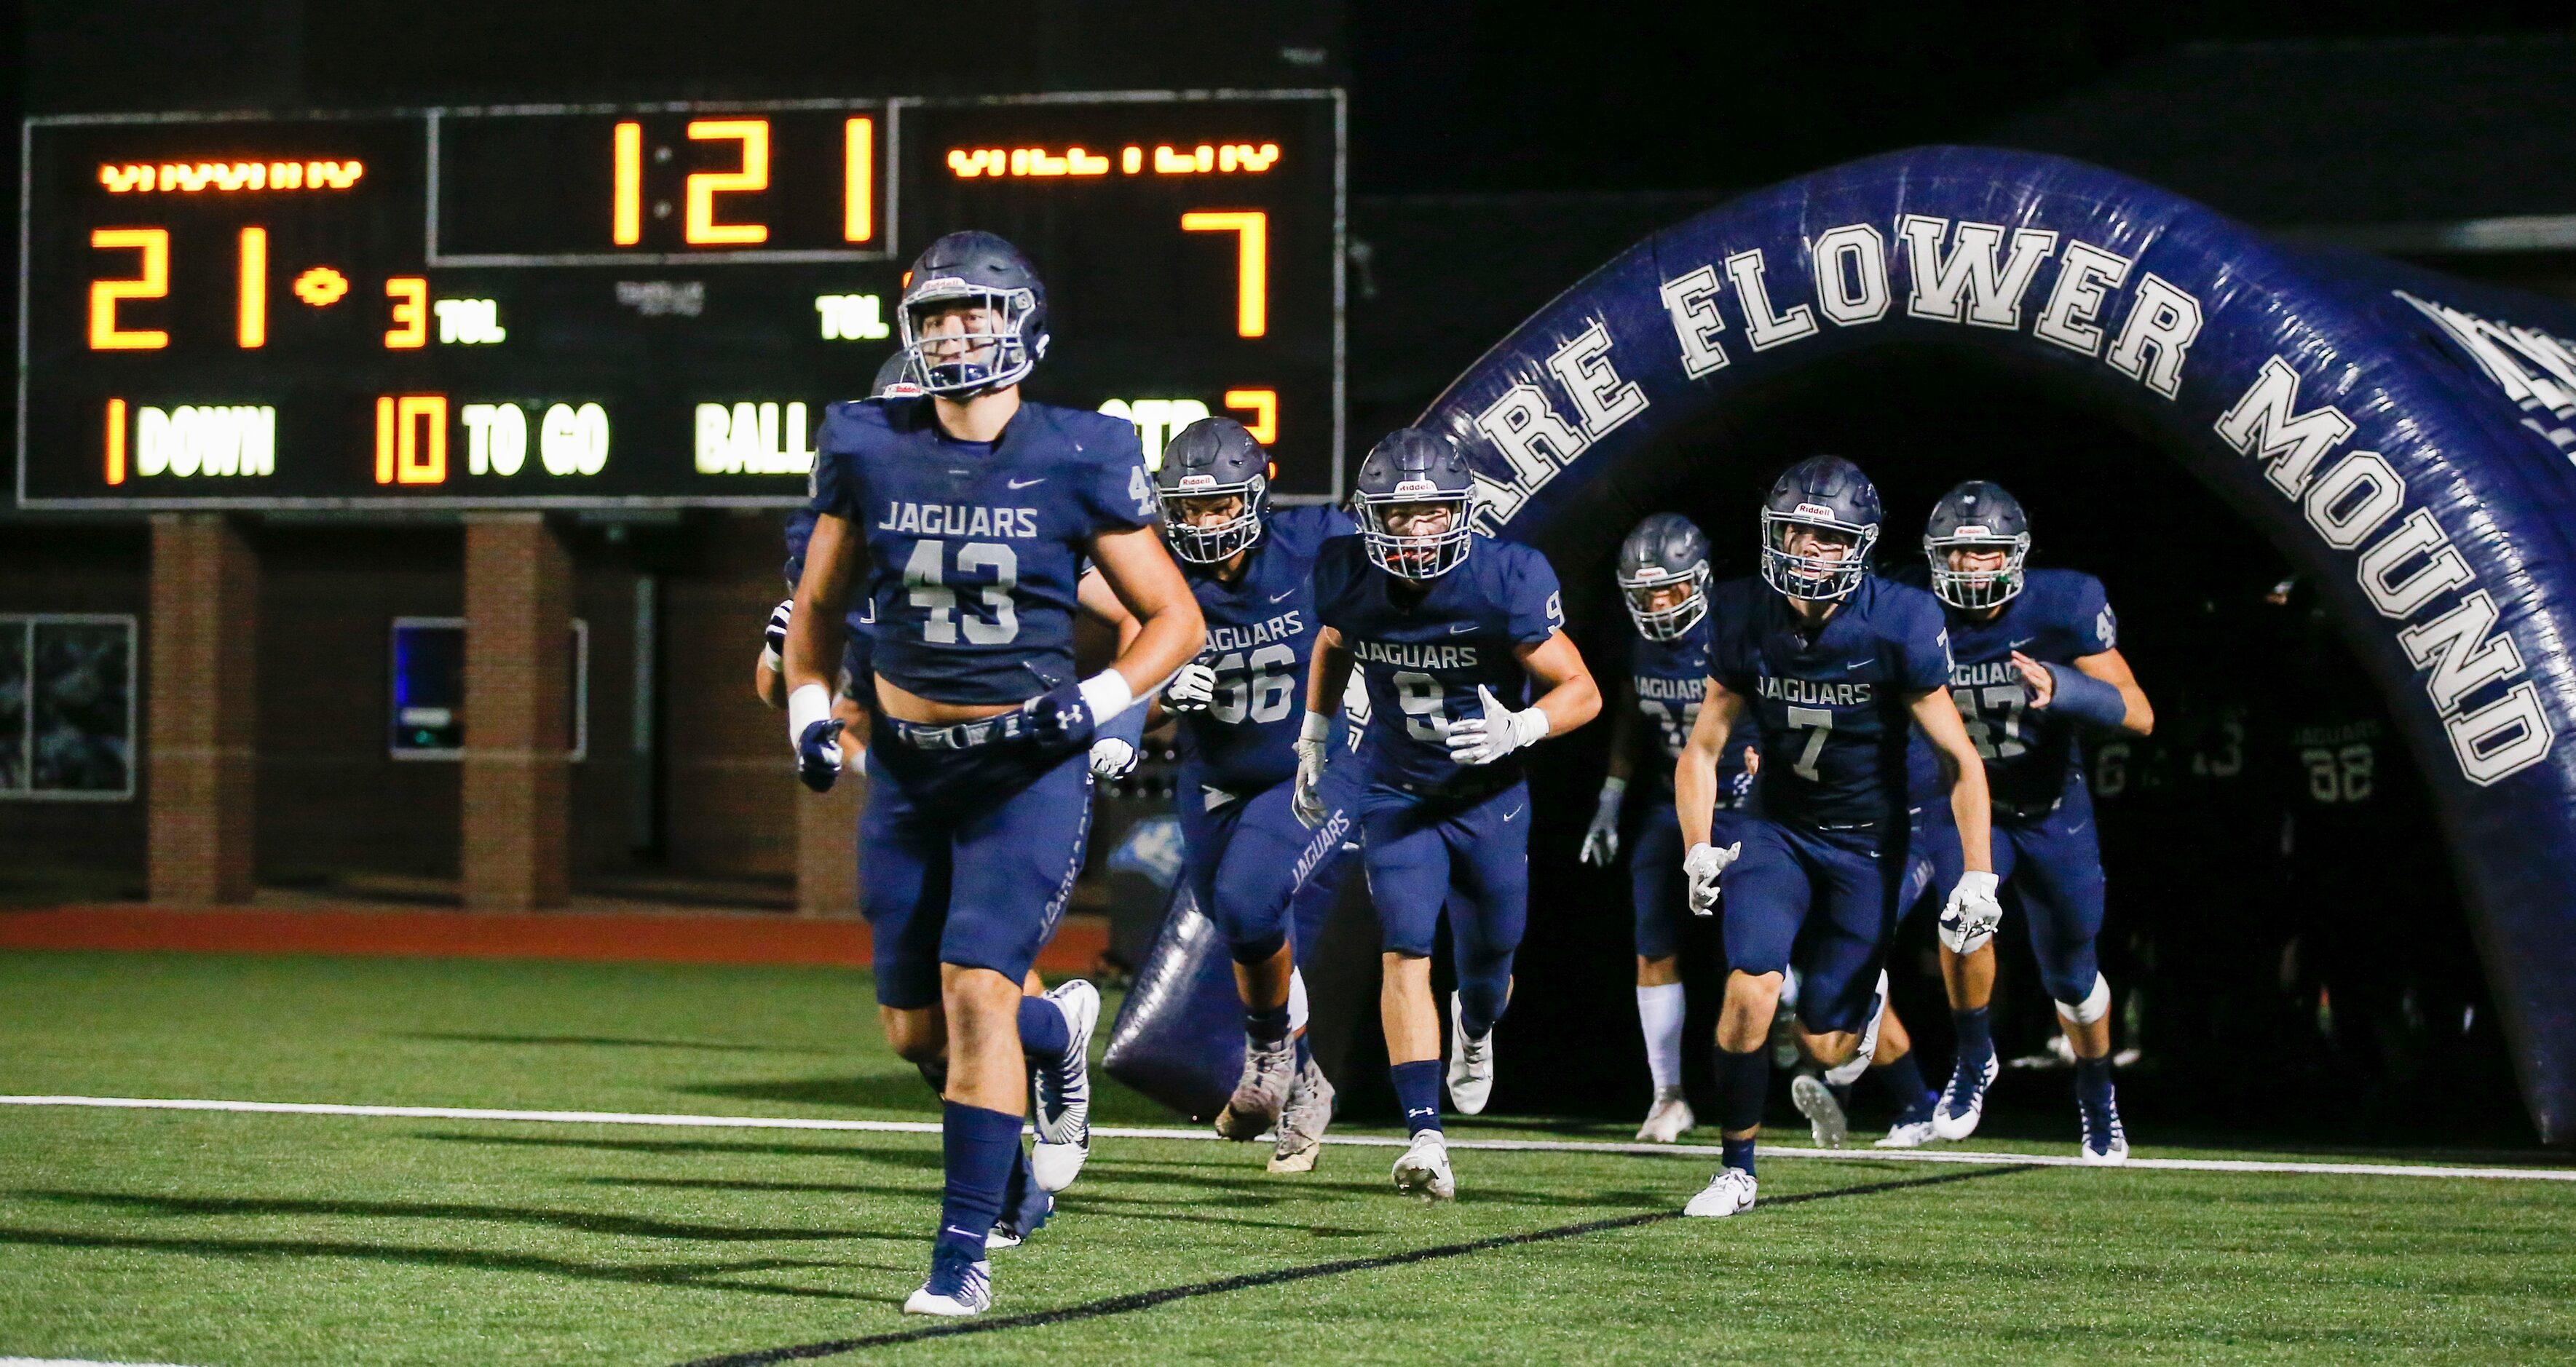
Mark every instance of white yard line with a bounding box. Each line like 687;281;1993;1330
5;1093;2571;1183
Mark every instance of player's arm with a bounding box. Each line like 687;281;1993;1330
1085;524;1205;704
1912;687;1994;875
1078;564;1144;651
1077;563;1152;774
1603;675;1639;782
783;513;860;787
2013;647;2154;736
1674;680;1746;849
1580;675;1638;865
755;598;792;709
1517;632;1601;736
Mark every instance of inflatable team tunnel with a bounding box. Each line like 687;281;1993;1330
1112;146;2576;1142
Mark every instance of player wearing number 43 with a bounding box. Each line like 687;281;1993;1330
788;231;1206;1318
1152;415;1359;1172
1579;513;1761;1143
1303;428;1601;1201
1905;481;2154;1165
1675;456;1999;1219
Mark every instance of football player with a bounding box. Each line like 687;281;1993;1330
1303;428;1601;1200
786;231;1204;1316
1916;481;2152;1164
1579;513;1759;1142
1675;455;1997;1218
1153;415;1359;1173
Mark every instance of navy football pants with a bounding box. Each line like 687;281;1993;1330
1175;759;1360;967
1356;777;1529;1037
1924;782;2106;1007
1717;816;1916;1036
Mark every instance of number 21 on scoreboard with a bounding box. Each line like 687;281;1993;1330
89;226;433;352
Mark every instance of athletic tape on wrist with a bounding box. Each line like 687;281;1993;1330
787;684;833;744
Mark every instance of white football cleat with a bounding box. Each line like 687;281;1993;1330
1876;1117;1937;1149
902;1251;993;1316
1391;1131;1456;1201
1683;1167;1758;1218
1268;1057;1335;1173
1635;1086;1695;1143
1445;994;1496;1115
1216;1033;1297;1141
1932;1048;1999;1142
1790;1074;1849;1149
1030;979;1099;1192
2080;1097;2131;1165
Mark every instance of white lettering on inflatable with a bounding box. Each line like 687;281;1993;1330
2215;357;2357;498
2106;272;2204;398
2301;451;2406;550
1546;320;1648;439
1723;248;1818;350
2356;507;2475;621
1472;382;1589;487
2398;591;2526;716
2447;682;2556;787
1657;265;1731;378
2034;242;2132;356
1809;223;1890;326
1897;217;2058;329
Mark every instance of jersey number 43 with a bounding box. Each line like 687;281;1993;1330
905;540;1020;645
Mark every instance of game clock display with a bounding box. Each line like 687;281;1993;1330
16;91;1343;509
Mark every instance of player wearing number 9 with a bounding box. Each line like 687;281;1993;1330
789;230;1205;1318
1912;480;2154;1164
1675;456;1996;1221
1304;427;1600;1202
1151;416;1361;1172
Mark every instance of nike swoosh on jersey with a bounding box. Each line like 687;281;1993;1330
1006;476;1048;489
1503;805;1525;821
1448;621;1476;633
1845;657;1876;670
1270;588;1295;602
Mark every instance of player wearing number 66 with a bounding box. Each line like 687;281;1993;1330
1152;416;1360;1173
1673;456;1996;1220
1304;428;1600;1202
1913;480;2154;1164
790;230;1205;1318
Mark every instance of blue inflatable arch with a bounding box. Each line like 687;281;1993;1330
1418;147;2576;1141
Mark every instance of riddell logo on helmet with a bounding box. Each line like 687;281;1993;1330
1393;479;1438;496
1178;474;1217;489
1793;502;1836;520
1953;523;1991;536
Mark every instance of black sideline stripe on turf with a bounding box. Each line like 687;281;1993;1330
672;1164;2034;1366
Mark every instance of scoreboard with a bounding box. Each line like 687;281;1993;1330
16;91;1343;509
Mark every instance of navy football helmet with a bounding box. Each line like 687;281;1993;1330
1924;480;2031;610
1354;428;1476;580
1759;455;1881;601
1616;512;1712;640
896;231;1049;396
1156;416;1270;564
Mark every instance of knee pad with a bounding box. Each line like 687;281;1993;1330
2056;972;2112;1026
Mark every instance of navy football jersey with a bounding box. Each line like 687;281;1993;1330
807;397;1158;706
1707;574;1953;828
1626;614;1755;808
1175;504;1358;793
1941;568;2118;812
1315;534;1566;788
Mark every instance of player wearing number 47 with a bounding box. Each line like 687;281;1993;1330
1906;481;2154;1165
1303;428;1601;1202
1674;456;1999;1220
788;230;1205;1318
1152;415;1359;1173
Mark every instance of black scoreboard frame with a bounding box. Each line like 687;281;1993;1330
17;88;1346;511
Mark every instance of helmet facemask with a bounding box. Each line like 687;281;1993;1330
1760;507;1875;601
1161;474;1267;565
1618;561;1710;640
898;282;1041;396
1926;528;2031;609
1359;486;1475;581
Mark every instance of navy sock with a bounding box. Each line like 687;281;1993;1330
2075;1055;2115;1112
1715;1047;1768;1175
1953;1006;1994;1063
937;1101;1021;1261
1391;1059;1444;1135
1292;1030;1313;1072
1876;1052;1936;1120
1722;1135;1757;1178
1017;995;1070;1064
1245;1002;1292;1047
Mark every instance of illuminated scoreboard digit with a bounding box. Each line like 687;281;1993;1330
15;92;1344;508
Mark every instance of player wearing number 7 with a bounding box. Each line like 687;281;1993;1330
1914;481;2154;1163
1152;416;1360;1172
1303;428;1600;1201
788;231;1204;1318
1675;456;1998;1219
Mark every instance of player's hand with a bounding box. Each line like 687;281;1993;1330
1685;840;1740;916
1292;711;1332;828
1579;778;1625;865
2010;651;2056;708
1024;679;1099;750
797;718;846;793
762;598;793;668
1938;870;2004;954
1163;661;1218;714
1447;685;1551;766
1089;737;1138;780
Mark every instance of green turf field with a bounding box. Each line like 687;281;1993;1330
4;951;2575;1366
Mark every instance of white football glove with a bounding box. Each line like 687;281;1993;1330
1684;841;1741;916
1579;777;1626;866
1446;685;1551;766
1292;710;1332;828
1163;660;1217;714
1089;737;1138;780
1938;870;2004;955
